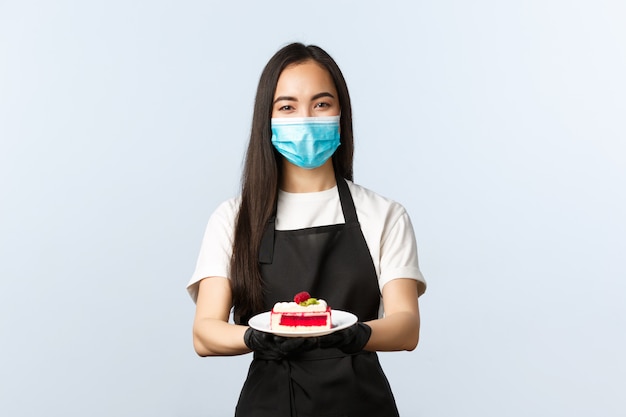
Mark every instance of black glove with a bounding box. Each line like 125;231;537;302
318;322;372;354
244;328;318;360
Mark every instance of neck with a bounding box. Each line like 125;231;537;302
280;159;337;193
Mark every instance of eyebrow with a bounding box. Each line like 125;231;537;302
273;91;335;104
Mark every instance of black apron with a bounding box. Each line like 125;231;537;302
234;176;400;417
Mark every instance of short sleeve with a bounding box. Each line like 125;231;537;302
378;207;427;296
186;197;240;302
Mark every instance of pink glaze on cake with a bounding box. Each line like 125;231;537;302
278;311;331;327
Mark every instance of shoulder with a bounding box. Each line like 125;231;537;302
345;180;408;221
199;195;242;238
209;196;241;223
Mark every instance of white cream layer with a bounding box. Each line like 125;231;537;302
272;299;328;312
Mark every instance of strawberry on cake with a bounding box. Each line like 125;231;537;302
270;292;332;332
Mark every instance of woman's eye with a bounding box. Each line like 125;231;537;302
278;105;294;111
315;102;330;109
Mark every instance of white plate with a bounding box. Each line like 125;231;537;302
248;309;357;338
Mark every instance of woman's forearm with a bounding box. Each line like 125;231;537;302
193;317;250;357
193;277;250;356
364;278;421;352
365;310;420;352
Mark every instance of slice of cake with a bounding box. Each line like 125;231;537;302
270;291;332;332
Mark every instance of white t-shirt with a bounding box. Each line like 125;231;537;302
187;180;426;304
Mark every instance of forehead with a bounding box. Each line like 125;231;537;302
274;60;337;96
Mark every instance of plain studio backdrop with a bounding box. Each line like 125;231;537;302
1;1;625;416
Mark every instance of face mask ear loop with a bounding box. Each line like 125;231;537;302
338;112;342;136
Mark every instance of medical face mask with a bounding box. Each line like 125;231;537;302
271;115;341;169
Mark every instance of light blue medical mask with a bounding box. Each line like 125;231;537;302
271;116;341;169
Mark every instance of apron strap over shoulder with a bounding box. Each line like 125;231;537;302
335;175;358;225
258;215;275;264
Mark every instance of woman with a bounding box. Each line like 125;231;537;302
188;43;426;417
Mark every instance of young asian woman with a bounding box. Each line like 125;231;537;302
187;42;426;417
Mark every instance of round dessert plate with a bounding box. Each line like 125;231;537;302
248;310;358;338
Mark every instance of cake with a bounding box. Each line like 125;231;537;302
270;291;332;332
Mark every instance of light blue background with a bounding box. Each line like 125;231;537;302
1;1;625;416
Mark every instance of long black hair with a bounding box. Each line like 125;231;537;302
231;43;354;324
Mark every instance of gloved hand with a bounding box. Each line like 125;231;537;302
318;322;372;354
244;328;318;360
